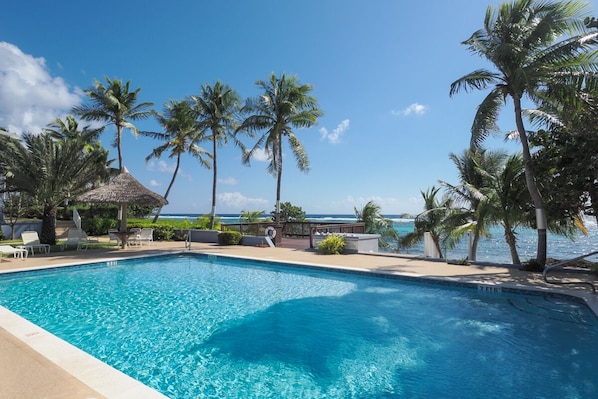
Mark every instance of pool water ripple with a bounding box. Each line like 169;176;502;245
1;254;597;398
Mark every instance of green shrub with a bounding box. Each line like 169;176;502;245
218;231;242;245
82;218;115;236
153;225;174;241
317;234;346;255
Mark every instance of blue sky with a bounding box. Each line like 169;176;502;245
2;0;597;216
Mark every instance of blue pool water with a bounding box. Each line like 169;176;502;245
0;254;597;398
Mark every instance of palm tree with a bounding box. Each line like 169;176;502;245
400;186;455;258
354;200;390;233
479;153;529;265
73;77;154;171
440;149;507;261
449;0;598;267
354;200;399;252
45;115;104;144
238;73;323;222
0;131;110;245
192;81;243;229
240;209;267;236
141;99;212;223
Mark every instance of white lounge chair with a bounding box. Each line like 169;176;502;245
20;231;50;256
61;228;99;250
135;228;154;246
108;229;122;246
0;245;28;262
127;228;143;246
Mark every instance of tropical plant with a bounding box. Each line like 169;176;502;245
400;186;455;258
45;115;104;144
240;209;266;235
192;81;244;229
317;234;346;255
238;73;323;222
449;0;598;267
273;201;307;222
529;87;598;226
354;200;391;233
218;230;242;245
73;77;154;171
141;99;212;222
354;200;399;251
439;149;508;261
1;192;26;239
0;131;111;244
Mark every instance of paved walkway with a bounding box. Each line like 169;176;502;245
1;240;597;399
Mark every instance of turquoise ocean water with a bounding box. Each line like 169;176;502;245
162;214;598;265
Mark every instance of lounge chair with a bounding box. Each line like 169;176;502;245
20;231;51;256
0;245;28;262
61;228;99;251
127;228;143;246
108;229;122;246
134;228;154;246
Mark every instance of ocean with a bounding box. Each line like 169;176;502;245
161;213;598;265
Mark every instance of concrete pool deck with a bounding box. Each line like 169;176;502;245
1;240;597;399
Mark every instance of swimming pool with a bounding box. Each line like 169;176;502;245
0;253;596;398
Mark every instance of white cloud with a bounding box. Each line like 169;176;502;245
251;148;270;162
391;103;427;117
320;119;349;144
217;192;269;209
0;42;81;135
147;160;177;173
218;177;238;185
149;179;160;187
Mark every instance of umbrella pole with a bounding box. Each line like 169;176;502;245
120;203;128;249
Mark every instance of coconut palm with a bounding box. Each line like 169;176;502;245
0;131;111;245
192;81;243;229
449;0;598;267
73;77;154;171
141;99;212;223
478;153;529;264
44;115;104;144
400;186;455;258
354;200;391;233
440;149;508;261
238;73;323;222
354;200;399;252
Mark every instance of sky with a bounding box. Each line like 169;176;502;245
2;0;598;216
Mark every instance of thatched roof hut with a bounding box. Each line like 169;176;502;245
78;167;168;206
77;167;167;248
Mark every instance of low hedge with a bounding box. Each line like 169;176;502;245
218;231;242;245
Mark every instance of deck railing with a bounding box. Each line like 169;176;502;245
221;221;366;247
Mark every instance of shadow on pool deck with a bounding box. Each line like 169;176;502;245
1;239;597;398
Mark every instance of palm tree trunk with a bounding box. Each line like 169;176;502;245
513;96;547;266
504;224;521;265
470;232;480;262
117;125;123;171
152;155;180;223
41;204;57;245
275;142;282;224
210;136;218;229
117;125;124;224
432;231;443;259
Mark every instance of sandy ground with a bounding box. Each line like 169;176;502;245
1;239;597;399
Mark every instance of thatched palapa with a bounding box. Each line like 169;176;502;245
77;167;167;248
78;167;168;206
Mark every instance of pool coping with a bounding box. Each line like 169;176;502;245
1;247;597;398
